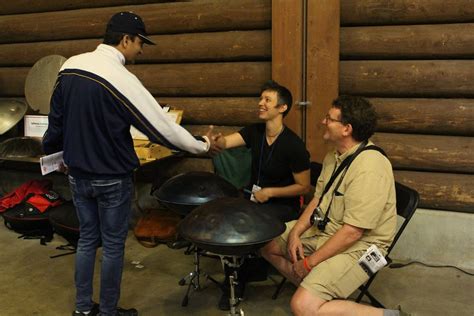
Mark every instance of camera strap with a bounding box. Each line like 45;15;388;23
317;141;387;227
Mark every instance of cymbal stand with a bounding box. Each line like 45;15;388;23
179;246;221;307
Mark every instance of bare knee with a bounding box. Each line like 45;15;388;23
291;287;325;316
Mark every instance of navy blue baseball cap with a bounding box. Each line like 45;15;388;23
106;12;155;45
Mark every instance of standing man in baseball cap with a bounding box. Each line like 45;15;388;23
43;11;218;316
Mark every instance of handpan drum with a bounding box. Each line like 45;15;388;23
179;197;286;256
153;171;239;216
0;137;43;158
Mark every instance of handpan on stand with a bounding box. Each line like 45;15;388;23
179;197;286;315
152;171;239;307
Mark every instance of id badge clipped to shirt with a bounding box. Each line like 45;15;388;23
250;184;262;203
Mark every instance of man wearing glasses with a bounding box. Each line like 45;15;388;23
262;96;408;315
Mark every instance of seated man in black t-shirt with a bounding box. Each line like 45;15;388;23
214;80;311;310
216;80;311;222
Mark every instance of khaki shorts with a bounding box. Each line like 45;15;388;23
275;221;370;301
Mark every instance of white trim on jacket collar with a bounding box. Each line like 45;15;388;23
95;44;126;65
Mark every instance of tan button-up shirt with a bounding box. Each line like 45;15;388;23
313;141;397;253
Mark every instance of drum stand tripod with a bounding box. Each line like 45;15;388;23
179;245;221;307
221;255;246;316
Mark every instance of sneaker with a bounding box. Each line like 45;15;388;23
397;305;412;316
116;307;138;316
96;307;138;316
72;303;100;316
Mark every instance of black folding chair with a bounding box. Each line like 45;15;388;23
272;176;420;304
355;181;419;307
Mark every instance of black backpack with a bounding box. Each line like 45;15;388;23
2;201;54;245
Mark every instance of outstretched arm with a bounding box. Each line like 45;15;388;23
215;132;246;150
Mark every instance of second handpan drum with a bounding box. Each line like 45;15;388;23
153;172;239;216
179;197;286;256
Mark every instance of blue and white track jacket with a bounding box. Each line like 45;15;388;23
43;44;209;179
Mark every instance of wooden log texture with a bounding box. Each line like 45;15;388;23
395;171;474;213
0;0;162;15
305;0;340;162
341;0;474;26
372;133;474;173
341;24;474;59
0;62;270;97
340;60;474;97
0;30;271;67
184;125;241;136
129;62;270;96
157;97;260;126
370;98;474;136
0;68;29;96
0;0;271;44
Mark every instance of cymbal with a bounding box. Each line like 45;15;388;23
0;99;27;135
24;55;66;114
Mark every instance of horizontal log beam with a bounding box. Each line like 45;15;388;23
370;98;474;136
341;0;474;26
341;24;474;59
0;62;271;97
373;133;474;173
157;97;260;125
184;125;241;136
0;0;271;44
0;0;160;15
0;68;29;96
129;62;270;96
395;171;474;213
0;30;271;67
340;60;474;97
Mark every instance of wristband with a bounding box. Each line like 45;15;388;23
303;257;312;272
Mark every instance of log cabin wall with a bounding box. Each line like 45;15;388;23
0;0;271;180
340;0;474;213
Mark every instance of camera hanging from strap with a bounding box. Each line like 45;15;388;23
310;140;387;231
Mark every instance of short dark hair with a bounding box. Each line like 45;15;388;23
332;95;377;141
260;80;293;117
103;31;137;46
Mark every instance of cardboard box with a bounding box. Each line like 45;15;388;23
130;109;183;140
133;139;173;161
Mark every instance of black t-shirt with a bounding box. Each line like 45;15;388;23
239;124;310;210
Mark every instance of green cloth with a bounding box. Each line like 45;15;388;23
212;147;251;190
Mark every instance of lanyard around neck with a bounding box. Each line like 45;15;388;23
256;126;284;185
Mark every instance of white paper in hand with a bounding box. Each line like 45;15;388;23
40;151;64;175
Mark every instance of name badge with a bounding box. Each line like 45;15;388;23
250;184;262;203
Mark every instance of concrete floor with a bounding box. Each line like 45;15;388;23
0;226;473;316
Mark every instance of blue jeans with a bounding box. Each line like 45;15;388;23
68;175;133;316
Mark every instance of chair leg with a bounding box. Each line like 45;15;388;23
356;278;385;308
362;290;385;308
272;277;287;300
